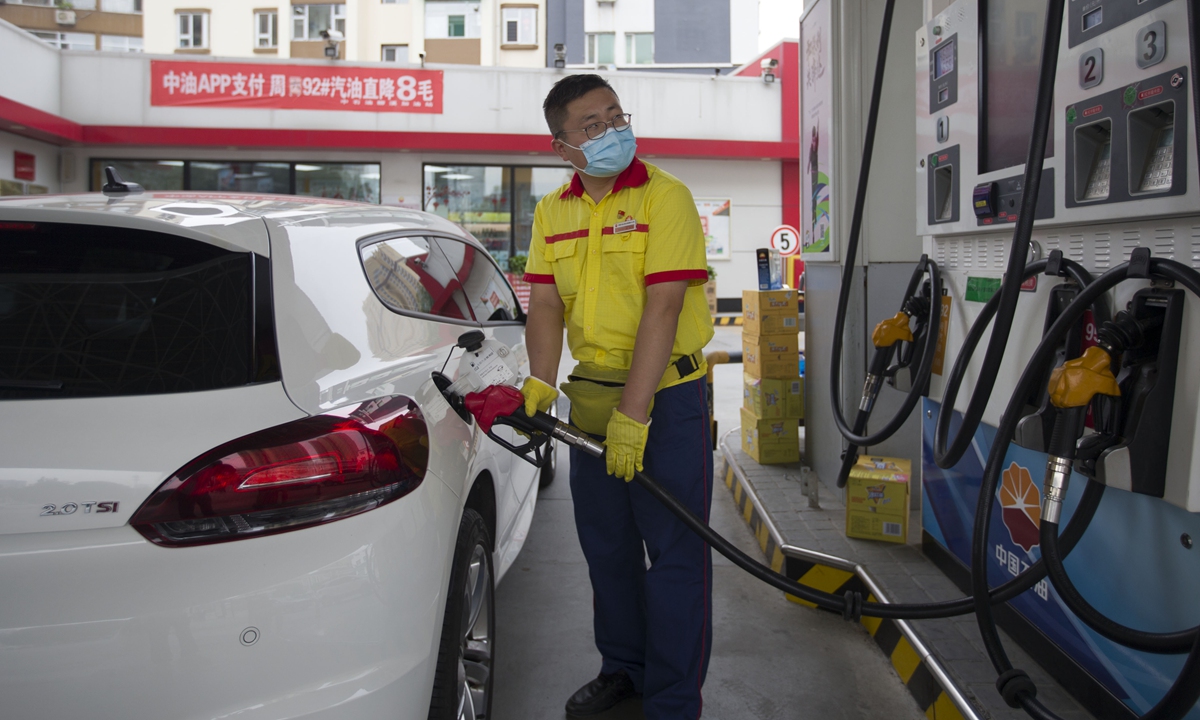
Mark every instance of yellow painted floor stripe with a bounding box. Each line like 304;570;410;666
891;637;923;684
724;459;965;720
928;692;965;720
797;565;855;594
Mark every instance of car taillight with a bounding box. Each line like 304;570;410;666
131;401;428;547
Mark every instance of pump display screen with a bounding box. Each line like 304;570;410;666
934;40;956;79
981;0;1055;173
1082;7;1103;31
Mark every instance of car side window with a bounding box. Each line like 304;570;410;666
360;236;474;322
429;236;523;323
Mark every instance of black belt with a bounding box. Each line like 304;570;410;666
568;352;703;389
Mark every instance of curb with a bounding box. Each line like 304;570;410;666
719;432;978;720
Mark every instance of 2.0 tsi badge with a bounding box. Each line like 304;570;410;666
41;501;120;516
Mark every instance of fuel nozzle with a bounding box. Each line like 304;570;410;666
1041;345;1121;523
459;384;605;465
858;311;914;412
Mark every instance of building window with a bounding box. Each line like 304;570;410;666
586;33;615;65
102;0;143;12
255;11;278;48
425;1;480;40
423;164;574;265
292;4;347;41
189;162;291;193
380;0;408;3
501;6;536;45
382;44;409;63
625;32;653;64
177;12;209;49
90;160;381;204
100;35;144;52
30;31;95;50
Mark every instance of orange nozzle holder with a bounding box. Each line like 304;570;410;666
1047;345;1121;409
872;312;914;348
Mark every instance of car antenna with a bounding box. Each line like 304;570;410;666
102;166;144;196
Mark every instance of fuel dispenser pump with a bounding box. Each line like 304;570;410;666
965;254;1200;718
824;0;1200;713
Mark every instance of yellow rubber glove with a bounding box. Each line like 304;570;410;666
604;409;650;482
520;376;559;418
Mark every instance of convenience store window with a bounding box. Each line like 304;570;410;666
423;164;573;267
89;160;380;203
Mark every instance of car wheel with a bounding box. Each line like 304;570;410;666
538;402;558;489
429;508;494;720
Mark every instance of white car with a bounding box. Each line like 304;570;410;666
0;187;550;720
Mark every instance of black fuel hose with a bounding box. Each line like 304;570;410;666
1041;498;1197;654
836;256;942;487
626;455;1103;620
922;0;1065;471
831;0;941;450
934;256;1111;461
970;257;1200;718
517;403;1104;621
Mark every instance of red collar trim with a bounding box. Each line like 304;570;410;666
559;157;650;200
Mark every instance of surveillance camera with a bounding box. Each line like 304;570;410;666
760;57;778;84
320;29;344;43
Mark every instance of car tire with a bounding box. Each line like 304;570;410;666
538;402;558;489
428;508;494;720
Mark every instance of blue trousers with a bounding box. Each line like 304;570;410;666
569;377;714;720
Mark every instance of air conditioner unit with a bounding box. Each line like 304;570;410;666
55;9;76;25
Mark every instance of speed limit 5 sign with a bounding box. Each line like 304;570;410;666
770;225;801;256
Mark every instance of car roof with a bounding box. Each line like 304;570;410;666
0;192;481;256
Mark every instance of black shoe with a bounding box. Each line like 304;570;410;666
564;669;637;716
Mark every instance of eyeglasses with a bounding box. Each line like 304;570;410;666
557;113;632;141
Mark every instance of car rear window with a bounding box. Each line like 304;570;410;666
0;221;279;400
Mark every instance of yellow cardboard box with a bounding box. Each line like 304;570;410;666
845;456;911;544
742;289;800;337
743;373;804;419
739;407;800;464
742;333;802;379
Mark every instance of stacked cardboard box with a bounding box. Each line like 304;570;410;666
739;289;802;464
844;456;911;544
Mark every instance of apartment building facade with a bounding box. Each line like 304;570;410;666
143;0;548;67
547;0;759;74
0;0;143;52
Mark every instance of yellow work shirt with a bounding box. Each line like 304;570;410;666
524;158;714;388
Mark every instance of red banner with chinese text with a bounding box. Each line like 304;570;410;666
150;60;443;114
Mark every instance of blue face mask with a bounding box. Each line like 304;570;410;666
567;127;638;178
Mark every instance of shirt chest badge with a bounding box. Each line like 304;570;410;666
613;217;638;234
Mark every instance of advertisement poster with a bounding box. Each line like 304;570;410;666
151;60;443;114
800;0;835;260
696;198;731;259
